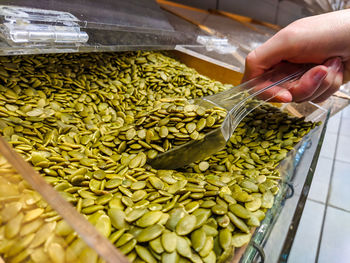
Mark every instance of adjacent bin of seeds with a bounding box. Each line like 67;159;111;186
0;50;329;263
0;154;111;263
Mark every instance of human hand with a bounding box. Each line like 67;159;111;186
243;9;350;103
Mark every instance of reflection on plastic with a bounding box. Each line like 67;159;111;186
196;35;238;54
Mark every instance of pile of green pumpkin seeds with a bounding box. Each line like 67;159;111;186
0;51;319;263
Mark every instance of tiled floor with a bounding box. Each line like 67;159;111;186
288;109;350;263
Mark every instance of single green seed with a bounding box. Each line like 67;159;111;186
175;214;197;236
108;208;127;229
191;228;206;252
115;233;134;247
159;126;169;138
136;211;163;227
161;251;179;263
231;233;252;247
176;235;192;258
229;203;251;219
198;161;210;172
136;224;164;242
219;228;232;250
199;236;214;258
149;236;164;254
161;231;177;253
135;245;157;263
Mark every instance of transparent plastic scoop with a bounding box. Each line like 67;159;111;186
149;63;312;170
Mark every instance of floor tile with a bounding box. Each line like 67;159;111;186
318;206;350;263
335;135;350;162
326;112;341;134
320;132;338;159
288;200;325;263
328;161;350;211
308;157;333;203
341;105;350;119
339;118;350;137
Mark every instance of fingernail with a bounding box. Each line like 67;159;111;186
276;89;292;102
338;62;344;72
325;57;342;71
313;70;327;84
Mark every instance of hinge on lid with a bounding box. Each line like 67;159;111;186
0;5;88;45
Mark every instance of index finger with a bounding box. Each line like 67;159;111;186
242;31;297;81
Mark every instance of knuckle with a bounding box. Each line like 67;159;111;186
321;76;333;89
324;72;342;92
299;89;315;99
291;83;315;99
245;50;257;65
329;82;341;93
278;26;302;53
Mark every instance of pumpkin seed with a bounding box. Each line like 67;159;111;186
119;239;137;255
198;161;209;172
161;251;179;263
150;237;165;254
136;245;157;263
199;236;214;258
136;211;163;227
219;228;232;250
137;224;164;242
95;214;111;238
231;233;252;247
176;235;192;258
161;231;177;253
108;208;127;229
228;212;249;233
229;204;251;219
48;242;65;263
175;214;197;236
116;233;134;247
191;228;206;252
